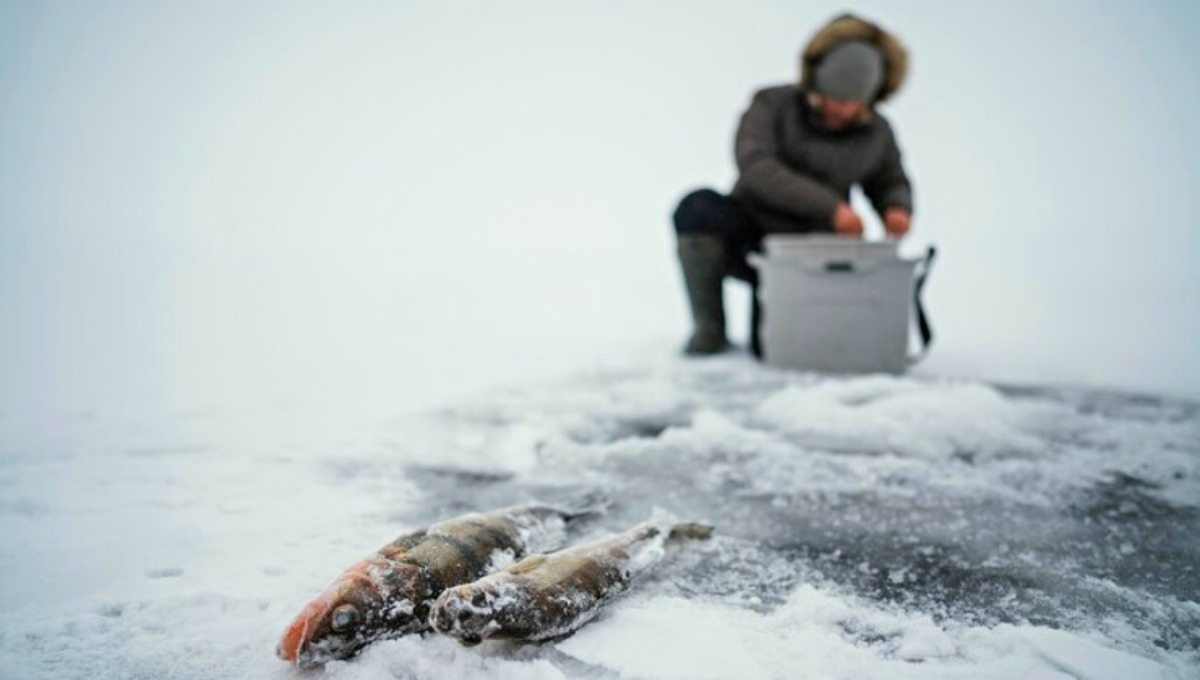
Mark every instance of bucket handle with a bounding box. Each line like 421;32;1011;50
907;246;937;366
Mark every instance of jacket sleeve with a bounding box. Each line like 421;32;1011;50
734;88;842;225
862;120;914;218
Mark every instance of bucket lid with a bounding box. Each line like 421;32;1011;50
763;235;898;257
758;235;909;274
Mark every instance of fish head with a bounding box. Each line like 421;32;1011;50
277;559;425;667
429;582;505;646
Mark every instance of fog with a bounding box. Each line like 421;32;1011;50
2;0;1198;416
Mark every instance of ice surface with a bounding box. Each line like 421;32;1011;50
1;356;1197;679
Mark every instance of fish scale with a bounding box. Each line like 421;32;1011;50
430;520;713;646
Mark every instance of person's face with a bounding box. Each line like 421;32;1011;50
813;94;868;130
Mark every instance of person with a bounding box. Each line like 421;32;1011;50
673;13;914;355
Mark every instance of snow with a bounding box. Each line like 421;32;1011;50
753;378;1053;459
556;589;1177;680
556;597;764;680
1;357;1197;679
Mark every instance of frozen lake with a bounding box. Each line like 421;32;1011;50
1;355;1196;679
4;2;1200;677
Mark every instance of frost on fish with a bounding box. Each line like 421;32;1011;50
277;504;597;667
497;510;570;555
430;516;712;646
486;547;518;572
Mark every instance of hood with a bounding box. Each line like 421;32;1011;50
799;14;909;104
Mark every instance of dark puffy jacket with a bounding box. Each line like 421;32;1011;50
730;14;913;234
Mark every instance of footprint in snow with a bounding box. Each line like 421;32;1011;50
147;567;184;579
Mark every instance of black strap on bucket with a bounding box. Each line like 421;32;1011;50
908;246;937;365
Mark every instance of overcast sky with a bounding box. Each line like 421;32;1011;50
2;0;1198;415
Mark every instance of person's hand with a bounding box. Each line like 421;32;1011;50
884;208;911;238
833;203;863;237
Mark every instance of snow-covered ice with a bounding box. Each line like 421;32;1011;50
1;355;1196;679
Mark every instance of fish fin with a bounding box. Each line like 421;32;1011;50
667;522;714;543
560;490;612;522
378;529;428;558
509;554;549;574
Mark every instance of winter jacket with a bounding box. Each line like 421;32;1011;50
730;14;913;234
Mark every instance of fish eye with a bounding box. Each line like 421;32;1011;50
331;604;361;632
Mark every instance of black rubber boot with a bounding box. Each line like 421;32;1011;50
677;234;730;355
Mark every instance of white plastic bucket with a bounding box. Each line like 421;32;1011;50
751;236;934;374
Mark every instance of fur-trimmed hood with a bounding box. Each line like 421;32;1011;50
799;14;908;104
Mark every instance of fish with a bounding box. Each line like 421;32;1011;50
429;519;712;646
276;503;600;667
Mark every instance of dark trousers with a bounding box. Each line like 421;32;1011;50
672;188;764;355
672;188;762;284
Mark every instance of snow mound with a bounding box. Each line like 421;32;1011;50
558;586;1174;680
753;377;1058;459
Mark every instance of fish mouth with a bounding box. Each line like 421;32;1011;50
278;559;383;665
277;601;368;667
276;598;332;663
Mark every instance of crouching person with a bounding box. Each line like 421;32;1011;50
674;13;915;356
